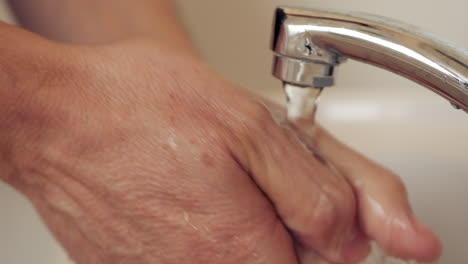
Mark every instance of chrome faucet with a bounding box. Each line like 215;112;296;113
271;7;468;112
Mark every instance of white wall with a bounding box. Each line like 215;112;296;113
173;0;468;96
0;1;13;23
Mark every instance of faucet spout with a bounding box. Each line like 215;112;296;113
271;7;468;112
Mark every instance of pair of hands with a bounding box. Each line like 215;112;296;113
0;22;441;264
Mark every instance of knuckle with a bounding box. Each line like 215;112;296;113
329;181;356;215
227;100;281;155
289;191;340;238
381;169;408;197
287;183;356;246
391;175;407;195
241;101;277;133
310;191;341;232
295;197;341;251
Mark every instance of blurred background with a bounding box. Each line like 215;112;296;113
1;0;467;263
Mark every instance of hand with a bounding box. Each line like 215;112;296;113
0;23;440;264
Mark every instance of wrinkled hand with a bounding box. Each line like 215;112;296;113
0;23;441;264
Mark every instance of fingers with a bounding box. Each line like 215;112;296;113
309;126;442;262
228;105;370;263
252;90;441;261
250;130;368;263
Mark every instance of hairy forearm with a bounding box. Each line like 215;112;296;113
8;0;196;55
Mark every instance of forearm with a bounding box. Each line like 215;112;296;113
8;0;196;55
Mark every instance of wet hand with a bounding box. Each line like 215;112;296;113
0;22;440;264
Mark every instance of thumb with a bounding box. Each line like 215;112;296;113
229;104;370;264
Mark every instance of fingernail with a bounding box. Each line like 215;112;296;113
410;217;443;260
341;231;371;262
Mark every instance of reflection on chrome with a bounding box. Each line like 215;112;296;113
271;7;468;112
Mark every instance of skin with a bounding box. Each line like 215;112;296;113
1;1;441;263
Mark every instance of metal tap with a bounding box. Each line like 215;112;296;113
271;7;468;112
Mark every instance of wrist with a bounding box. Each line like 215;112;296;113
0;77;39;181
0;53;78;184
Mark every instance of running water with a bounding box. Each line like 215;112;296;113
283;83;325;161
283;83;425;264
284;83;323;124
